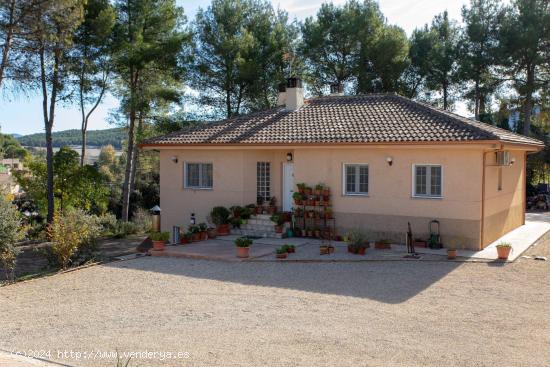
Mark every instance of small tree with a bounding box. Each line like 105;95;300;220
0;188;24;282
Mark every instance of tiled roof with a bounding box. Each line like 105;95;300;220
143;94;544;147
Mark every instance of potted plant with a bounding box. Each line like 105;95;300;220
496;242;513;260
296;183;306;194
346;230;367;255
293;192;303;205
276;247;287;259
294;207;303;217
375;239;392;250
180;231;192;244
314;227;321;238
240;206;252;224
325;207;333;219
198;222;208;240
447;248;457;260
230;217;242;229
268;196;277;214
286;244;296;253
189;225;201;242
304;185;312;196
271;213;285;233
235;237;253;258
322;185;330;197
210;206;231;235
149;231;169;251
207;227;217;239
314;183;324;196
256;196;264;214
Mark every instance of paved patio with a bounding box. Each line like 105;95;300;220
149;213;550;262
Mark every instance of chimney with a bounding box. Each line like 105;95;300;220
276;83;286;107
330;82;344;96
285;77;304;110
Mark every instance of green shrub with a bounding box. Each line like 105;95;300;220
276;247;286;254
346;230;367;248
149;231;169;241
235;237;253;247
98;213;118;235
46;209;102;270
270;213;284;225
198;222;208;232
132;208;152;233
496;242;512;248
0;192;23;281
210;206;230;226
113;221;139;238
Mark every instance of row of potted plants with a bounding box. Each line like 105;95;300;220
275;244;296;259
293;192;331;207
293;227;332;238
296;183;330;197
294;207;333;219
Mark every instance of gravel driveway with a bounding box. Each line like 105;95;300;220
1;250;549;367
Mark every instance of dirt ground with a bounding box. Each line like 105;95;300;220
0;240;548;367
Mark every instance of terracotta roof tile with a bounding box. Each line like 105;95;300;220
143;94;544;147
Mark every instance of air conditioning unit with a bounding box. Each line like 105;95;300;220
495;151;511;166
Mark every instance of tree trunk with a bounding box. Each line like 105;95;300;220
129;112;143;197
226;89;232;118
474;80;480;120
121;70;138;222
442;78;449;110
523;66;535;136
0;0;16;89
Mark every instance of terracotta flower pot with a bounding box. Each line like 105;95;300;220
200;231;208;241
447;249;457;260
358;247;366;255
236;246;250;258
497;246;512;260
274;225;283;234
322;189;330;197
152;240;165;251
305;188;312;195
294;199;302;205
328;246;335;254
314;230;321;238
315;189;322;196
375;242;391;250
276;252;287;259
287;247;295;253
207;228;218;239
191;233;201;242
180;237;189;245
217;224;230;236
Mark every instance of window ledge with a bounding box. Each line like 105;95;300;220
411;195;443;200
184;187;213;191
343;193;369;197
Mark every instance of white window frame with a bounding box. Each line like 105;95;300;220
257;162;271;201
184;162;213;190
342;163;369;196
412;164;443;199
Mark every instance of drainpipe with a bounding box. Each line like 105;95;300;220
480;151;486;250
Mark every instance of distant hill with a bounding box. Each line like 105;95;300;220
10;133;22;138
17;128;126;149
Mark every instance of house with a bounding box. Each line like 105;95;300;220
0;163;20;195
141;78;544;250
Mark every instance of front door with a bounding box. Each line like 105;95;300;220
282;163;294;212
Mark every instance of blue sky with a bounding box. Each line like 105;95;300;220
0;0;473;136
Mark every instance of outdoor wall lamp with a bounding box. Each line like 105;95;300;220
386;156;393;166
510;157;516;165
170;156;178;164
286;152;293;162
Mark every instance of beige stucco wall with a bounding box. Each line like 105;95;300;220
482;149;526;247
156;144;531;250
159;149;287;234
293;146;483;249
